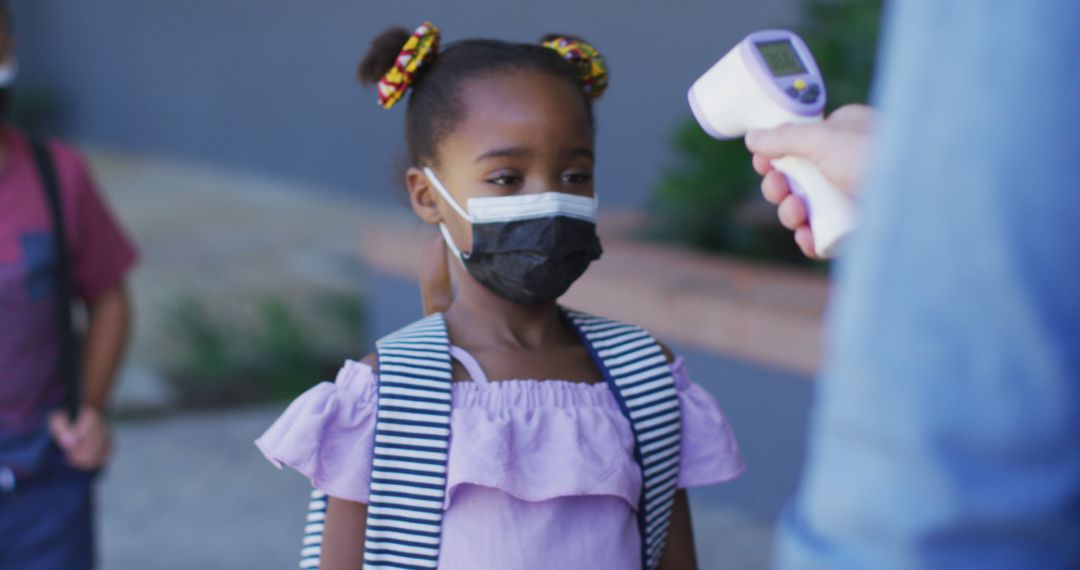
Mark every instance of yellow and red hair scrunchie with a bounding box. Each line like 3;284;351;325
542;37;609;99
377;21;440;109
376;24;609;108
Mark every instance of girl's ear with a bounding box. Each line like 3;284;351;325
406;166;443;225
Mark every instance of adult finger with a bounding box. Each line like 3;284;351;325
752;153;774;176
761;170;790;204
777;194;808;231
794;226;819;259
746;122;827;161
828;104;877;130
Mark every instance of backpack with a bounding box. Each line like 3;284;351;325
299;308;682;570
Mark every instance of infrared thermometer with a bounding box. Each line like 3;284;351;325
688;30;856;258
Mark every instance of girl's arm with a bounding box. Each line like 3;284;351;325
659;490;699;570
320;497;369;569
319;353;380;568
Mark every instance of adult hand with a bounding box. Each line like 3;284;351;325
746;104;877;258
49;406;112;471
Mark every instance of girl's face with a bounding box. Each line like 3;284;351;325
407;71;595;253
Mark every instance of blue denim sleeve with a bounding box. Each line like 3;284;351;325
776;2;1080;568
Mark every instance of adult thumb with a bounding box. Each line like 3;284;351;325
746;122;828;162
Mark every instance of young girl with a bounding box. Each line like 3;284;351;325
257;22;744;570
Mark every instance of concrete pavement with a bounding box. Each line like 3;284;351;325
101;406;773;569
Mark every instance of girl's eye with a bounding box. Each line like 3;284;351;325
562;172;593;185
486;174;523;187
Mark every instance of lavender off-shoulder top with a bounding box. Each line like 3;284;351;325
256;349;744;570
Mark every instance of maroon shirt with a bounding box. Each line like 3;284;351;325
0;127;137;433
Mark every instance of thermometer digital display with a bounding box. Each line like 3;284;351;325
756;40;807;76
687;30;857;257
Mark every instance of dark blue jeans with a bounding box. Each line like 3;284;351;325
0;442;95;570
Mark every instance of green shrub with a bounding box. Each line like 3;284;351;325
164;291;364;408
164;297;238;384
255;297;322;400
648;0;882;264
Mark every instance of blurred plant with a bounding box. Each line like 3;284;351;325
646;122;807;264
165;296;237;385
803;0;883;108
164;291;365;408
647;0;882;265
255;297;321;400
313;290;367;340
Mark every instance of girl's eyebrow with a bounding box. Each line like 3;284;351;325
474;146;595;162
475;146;531;162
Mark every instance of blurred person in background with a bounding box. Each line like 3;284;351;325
0;1;137;568
746;2;1079;568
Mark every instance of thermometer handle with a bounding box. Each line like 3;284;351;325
770;155;857;258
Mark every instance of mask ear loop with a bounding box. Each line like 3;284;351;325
423;167;471;261
437;223;466;260
423;167;471;221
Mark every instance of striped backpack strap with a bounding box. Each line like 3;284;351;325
295;313;452;570
364;313;453;569
300;489;328;568
565;309;682;570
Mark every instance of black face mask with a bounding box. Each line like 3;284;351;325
425;167;603;305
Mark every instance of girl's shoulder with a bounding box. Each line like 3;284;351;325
254;359;380;503
359;352;378;370
256;354;745;505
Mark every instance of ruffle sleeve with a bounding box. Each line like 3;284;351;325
672;357;746;488
255;360;377;503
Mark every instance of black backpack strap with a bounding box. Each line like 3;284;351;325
29;138;81;421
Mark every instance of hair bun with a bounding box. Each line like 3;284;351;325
540;34;608;99
358;27;411;85
360;22;441;109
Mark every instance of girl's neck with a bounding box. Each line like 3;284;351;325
444;263;570;351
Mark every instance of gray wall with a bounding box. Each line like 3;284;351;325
13;0;800;207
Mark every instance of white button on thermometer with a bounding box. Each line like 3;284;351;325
688;30;856;258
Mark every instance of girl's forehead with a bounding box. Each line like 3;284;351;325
440;73;593;160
